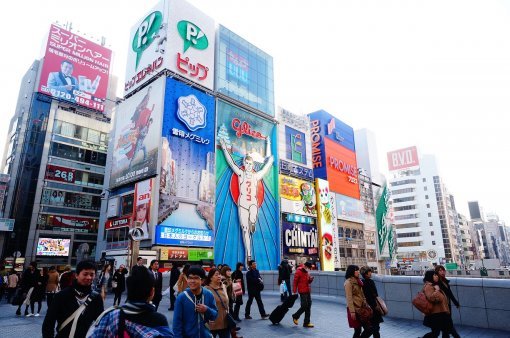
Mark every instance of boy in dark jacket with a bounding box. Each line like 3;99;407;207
245;260;269;319
291;261;314;328
42;260;104;338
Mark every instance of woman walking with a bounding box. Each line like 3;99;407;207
231;262;245;322
176;264;190;294
421;270;451;338
205;268;230;338
344;265;372;338
434;265;461;338
29;267;47;316
97;264;111;301
361;267;383;338
112;264;128;306
45;266;59;308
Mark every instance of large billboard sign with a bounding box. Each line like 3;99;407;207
110;77;164;188
155;225;214;247
125;0;215;95
308;110;355;151
315;178;339;271
282;221;318;257
158;77;215;233
215;100;279;270
133;178;153;240
279;175;317;217
325;138;360;199
38;24;112;112
387;146;419;171
335;193;365;223
277;107;313;170
216;26;275;117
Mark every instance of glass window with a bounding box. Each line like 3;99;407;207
87;129;100;144
121;194;134;216
60;122;75;138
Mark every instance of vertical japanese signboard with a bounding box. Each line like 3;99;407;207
315;178;337;271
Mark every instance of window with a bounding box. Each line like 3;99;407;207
428;213;432;217
423;178;426;182
431;231;435;235
121;194;134;216
394;205;416;212
425;195;429;199
424;186;428;191
432;241;436;245
426;204;430;208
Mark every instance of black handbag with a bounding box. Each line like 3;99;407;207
11;288;25;306
212;289;237;330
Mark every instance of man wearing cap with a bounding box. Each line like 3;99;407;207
291;261;315;328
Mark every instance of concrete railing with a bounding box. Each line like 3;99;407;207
258;270;510;331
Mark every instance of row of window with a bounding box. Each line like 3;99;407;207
339;227;364;240
397;232;421;238
392;187;415;195
54;120;108;146
395;223;420;229
51;142;107;166
395;214;418;220
393;196;415;203
390;179;416;187
394;205;416;212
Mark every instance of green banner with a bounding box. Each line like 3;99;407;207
376;186;389;255
188;249;214;261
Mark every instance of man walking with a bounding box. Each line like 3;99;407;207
245;260;269;319
42;260;104;338
149;260;163;311
278;257;293;301
168;262;179;311
291;261;314;328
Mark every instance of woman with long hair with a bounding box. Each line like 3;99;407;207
421;270;451;338
231;262;245;322
205;268;230;338
112;264;128;306
434;265;460;338
98;264;111;301
177;264;191;294
344;265;372;338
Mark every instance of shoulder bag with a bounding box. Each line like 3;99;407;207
355;302;373;325
375;296;388;316
412;288;433;315
212;288;237;330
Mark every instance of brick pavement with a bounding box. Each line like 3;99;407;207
0;291;508;337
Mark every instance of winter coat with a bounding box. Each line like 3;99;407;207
344;277;367;315
246;268;263;295
172;287;218;338
46;271;60;293
231;270;245;294
362;277;383;324
205;285;229;331
112;268;128;292
293;266;313;294
422;282;449;315
438;278;459;309
278;261;292;282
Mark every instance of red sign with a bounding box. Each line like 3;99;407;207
166;249;189;260
38;24;112;112
324;138;360;199
50;215;95;231
46;165;76;183
387;146;419;171
231;118;266;139
105;216;132;230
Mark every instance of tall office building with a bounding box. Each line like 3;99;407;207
0;25;116;266
387;147;461;266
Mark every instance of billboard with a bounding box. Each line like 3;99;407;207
279;176;317;217
133;178;153;240
158;77;216;233
0;219;14;232
335;194;365;223
105;215;132;230
315;178;339;271
282;221;319;257
216;25;275;117
125;0;215;95
215;100;279;270
387;146;419;171
36;238;70;257
110;77;164;188
324;138;360;199
155;225;214;247
277;107;313;168
38;24;112;112
45;165;76;183
308;110;355;151
279;160;314;181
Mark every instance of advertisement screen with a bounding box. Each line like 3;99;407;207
387;146;419;171
282;221;319;257
155;225;214;247
216;26;275;117
324;138;360;199
158;77;216;233
110;77;164;188
36;238;70;256
38;24;112;112
45;165;76;183
133;178;152;240
215;100;279;270
279;175;317;217
335;194;365;223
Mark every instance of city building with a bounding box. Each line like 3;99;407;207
0;24;116;266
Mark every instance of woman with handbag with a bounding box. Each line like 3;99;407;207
112;265;128;306
46;266;59;308
361;266;383;338
421;270;452;338
205;268;232;338
98;264;111;302
344;265;373;338
231;262;245;322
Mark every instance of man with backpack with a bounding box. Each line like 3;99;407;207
42;260;103;338
88;265;173;337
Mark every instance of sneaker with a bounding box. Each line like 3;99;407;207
26;313;33;317
34;313;40;317
303;323;314;328
244;315;252;319
292;315;298;325
261;314;269;319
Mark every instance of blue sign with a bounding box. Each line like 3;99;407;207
308;110;355;152
155;225;214;247
285;213;315;225
279;160;314;181
285;126;307;164
282;221;318;256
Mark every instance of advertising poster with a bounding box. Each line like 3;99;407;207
376;185;390;256
155;225;214;247
329;193;341;270
277;107;313;168
38;24;112;112
308;110;356;152
387;146;419;171
45;165;76;183
133;178;153;240
279;176;317;217
335;194;365;223
282;221;318;257
215;100;279;270
0;219;15;232
325;138;360;199
36;238;70;257
110;77;164;188
315;178;336;271
216;26;275;117
158;77;215;234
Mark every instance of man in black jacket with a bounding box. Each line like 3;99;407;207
278;257;293;301
42;260;104;338
168;262;179;311
244;260;269;320
149;260;163;311
15;261;39;316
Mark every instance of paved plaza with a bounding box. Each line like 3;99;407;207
0;291;508;337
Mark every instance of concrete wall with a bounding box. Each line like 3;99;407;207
259;270;510;331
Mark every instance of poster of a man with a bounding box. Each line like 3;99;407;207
219;136;273;263
47;60;78;98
